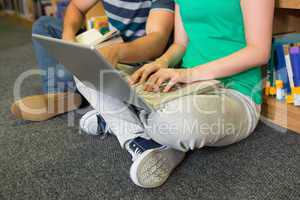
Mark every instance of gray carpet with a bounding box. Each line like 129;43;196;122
0;17;299;200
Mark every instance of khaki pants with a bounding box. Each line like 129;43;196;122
75;75;260;152
145;88;260;151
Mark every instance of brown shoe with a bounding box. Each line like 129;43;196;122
11;92;82;121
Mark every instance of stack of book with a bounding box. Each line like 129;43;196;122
86;16;109;35
0;0;54;20
265;33;300;106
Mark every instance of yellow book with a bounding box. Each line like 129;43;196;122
286;95;294;104
93;16;109;35
269;87;276;96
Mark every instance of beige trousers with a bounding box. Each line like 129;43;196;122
144;88;260;151
76;75;260;152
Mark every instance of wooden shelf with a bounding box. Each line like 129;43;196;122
276;0;300;9
262;96;300;133
267;1;300;133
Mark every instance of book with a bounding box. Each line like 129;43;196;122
93;16;109;35
283;45;295;91
274;33;300;45
86;16;109;35
76;29;122;47
270;33;300;89
289;47;300;87
294;87;300;106
274;44;291;94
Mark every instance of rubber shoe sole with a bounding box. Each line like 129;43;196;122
130;147;185;188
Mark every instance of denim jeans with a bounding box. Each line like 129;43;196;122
32;16;75;93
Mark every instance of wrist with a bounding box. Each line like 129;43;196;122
62;31;76;41
191;67;215;81
155;58;170;67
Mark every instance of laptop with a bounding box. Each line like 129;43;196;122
32;34;153;113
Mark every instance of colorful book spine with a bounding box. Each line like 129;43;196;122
275;45;291;94
286;94;294;104
290;46;300;106
290;47;300;87
266;35;300;106
269;86;276;96
293;87;300;106
283;45;295;92
265;81;271;96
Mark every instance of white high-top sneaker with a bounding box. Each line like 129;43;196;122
126;137;186;188
80;110;112;136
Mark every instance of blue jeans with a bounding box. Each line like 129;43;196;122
32;16;75;93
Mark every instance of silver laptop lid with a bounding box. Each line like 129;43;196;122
32;34;152;113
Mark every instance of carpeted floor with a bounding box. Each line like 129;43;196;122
0;17;299;200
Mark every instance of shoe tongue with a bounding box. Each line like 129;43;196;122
96;114;111;137
126;137;163;161
127;140;146;161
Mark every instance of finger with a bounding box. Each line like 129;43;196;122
139;68;155;84
139;63;161;84
129;64;150;84
144;74;159;92
147;74;169;92
163;77;178;93
129;69;143;85
153;77;166;92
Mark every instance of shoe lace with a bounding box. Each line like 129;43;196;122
97;114;110;139
128;143;144;161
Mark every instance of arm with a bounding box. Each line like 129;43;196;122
186;0;275;82
62;0;98;41
143;0;274;92
152;4;188;68
129;4;187;84
120;10;174;63
99;9;174;66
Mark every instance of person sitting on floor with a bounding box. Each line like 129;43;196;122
11;0;175;121
78;0;274;188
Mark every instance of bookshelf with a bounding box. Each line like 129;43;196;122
276;0;300;9
262;97;300;133
0;0;106;24
262;0;300;134
0;0;35;21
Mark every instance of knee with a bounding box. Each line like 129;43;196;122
146;111;204;152
145;97;224;151
32;16;56;35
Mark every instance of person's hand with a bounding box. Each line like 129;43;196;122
97;44;121;68
143;68;193;92
129;60;169;85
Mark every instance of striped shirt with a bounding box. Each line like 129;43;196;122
102;0;174;41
